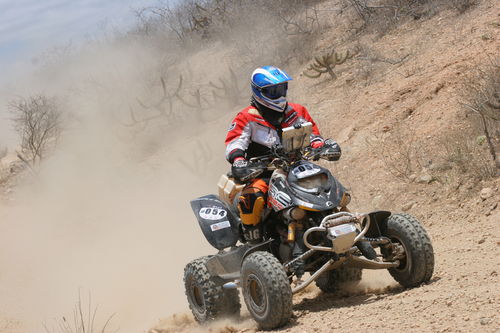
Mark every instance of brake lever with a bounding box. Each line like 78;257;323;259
304;147;323;161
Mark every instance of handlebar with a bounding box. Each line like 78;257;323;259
248;139;340;169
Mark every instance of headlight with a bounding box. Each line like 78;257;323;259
296;173;328;190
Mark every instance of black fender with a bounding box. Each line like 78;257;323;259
364;210;392;238
205;239;275;280
241;239;274;264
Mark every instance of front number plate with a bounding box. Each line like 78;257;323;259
330;223;357;237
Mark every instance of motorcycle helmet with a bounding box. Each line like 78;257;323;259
251;66;292;126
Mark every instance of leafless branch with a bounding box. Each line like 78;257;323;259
9;95;62;166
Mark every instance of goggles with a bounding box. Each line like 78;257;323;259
261;82;288;99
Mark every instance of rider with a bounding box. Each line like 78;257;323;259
225;65;341;243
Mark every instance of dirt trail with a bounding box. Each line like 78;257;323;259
151;197;498;333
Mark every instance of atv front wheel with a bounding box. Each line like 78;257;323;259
183;256;240;323
382;213;434;287
241;251;292;330
315;266;362;293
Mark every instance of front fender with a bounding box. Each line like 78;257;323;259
241;239;274;264
205;239;274;280
364;210;391;238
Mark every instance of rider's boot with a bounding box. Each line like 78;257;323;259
242;224;263;245
238;179;268;245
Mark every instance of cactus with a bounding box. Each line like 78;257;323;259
176;87;212;110
303;50;353;79
124;75;183;127
209;67;244;107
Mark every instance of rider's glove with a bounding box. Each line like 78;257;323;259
232;157;262;182
322;139;342;161
310;140;324;149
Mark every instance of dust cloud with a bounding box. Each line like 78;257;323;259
0;33;237;333
356;270;398;294
153;314;257;333
0;2;316;331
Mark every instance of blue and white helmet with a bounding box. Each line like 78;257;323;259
251;66;292;112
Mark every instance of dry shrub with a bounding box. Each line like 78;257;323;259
459;57;500;171
9;95;63;166
440;130;496;180
366;122;423;180
352;43;411;85
135;0;326;66
344;0;430;35
448;0;477;13
344;0;476;36
44;292;116;333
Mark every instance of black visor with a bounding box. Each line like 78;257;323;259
262;82;288;99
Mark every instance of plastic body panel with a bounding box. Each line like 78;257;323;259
190;194;240;250
267;161;348;212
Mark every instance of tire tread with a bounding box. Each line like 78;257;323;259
385;213;434;287
184;256;241;323
242;251;292;329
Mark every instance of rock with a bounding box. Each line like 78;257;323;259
402;201;416;211
478;238;486;244
372;195;384;208
409;174;417;182
417;174;433;184
480;318;491;325
480;188;493;200
429;162;452;171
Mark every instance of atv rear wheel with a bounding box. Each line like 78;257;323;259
183;256;240;323
241;251;292;330
382;213;434;287
315;266;362;293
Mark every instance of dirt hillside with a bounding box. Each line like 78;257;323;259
152;1;500;333
0;0;498;332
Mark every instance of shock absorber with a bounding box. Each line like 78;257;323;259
287;222;296;243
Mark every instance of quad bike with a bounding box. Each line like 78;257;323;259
183;122;434;330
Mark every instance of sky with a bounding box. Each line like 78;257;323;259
0;0;160;83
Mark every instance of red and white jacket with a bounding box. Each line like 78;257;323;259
225;103;323;163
